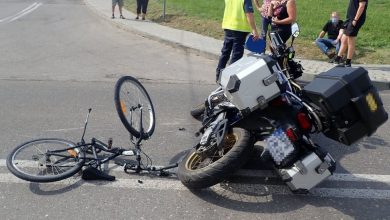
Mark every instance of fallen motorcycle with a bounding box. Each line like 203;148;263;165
177;24;388;193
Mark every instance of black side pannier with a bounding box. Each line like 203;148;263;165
302;67;388;145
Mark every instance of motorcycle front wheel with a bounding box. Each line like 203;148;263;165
177;127;253;189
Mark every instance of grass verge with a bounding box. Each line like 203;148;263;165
124;0;390;64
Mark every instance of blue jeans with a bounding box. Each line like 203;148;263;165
261;16;272;39
315;38;340;55
216;29;248;81
260;16;272;53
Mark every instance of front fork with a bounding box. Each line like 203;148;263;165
196;112;229;156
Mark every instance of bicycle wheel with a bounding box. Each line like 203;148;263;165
114;76;156;139
6;138;85;182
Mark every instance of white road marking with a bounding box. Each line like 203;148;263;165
0;2;38;22
235;169;390;184
0;173;389;200
0;2;42;24
43;127;84;132
2;159;390;184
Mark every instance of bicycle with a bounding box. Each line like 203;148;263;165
6;75;178;182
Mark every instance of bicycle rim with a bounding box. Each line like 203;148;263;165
7;139;85;182
115;76;155;138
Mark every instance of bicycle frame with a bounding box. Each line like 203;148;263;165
63;108;177;175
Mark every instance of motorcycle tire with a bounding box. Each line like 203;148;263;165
177;127;253;189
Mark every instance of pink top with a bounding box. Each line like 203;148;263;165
261;0;272;17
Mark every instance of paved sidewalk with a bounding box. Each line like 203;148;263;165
84;0;390;89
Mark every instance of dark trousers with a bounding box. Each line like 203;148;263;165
260;16;272;53
271;24;291;43
137;0;149;14
216;29;248;81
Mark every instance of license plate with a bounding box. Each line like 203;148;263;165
265;128;295;165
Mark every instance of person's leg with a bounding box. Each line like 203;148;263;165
316;38;336;58
278;26;291;43
260;16;271;53
136;0;141;19
142;0;149;19
315;38;330;54
335;41;341;55
345;36;356;67
143;0;149;15
334;34;348;64
261;16;269;39
112;0;116;18
230;31;248;64
119;0;124;18
216;30;234;81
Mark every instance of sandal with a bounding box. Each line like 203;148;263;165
111;14;115;19
120;15;125;19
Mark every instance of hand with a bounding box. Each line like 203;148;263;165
252;30;260;40
332;40;338;45
272;17;280;25
352;20;357;27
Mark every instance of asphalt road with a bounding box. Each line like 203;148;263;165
0;0;390;219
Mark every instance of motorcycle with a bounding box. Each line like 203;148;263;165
177;24;388;193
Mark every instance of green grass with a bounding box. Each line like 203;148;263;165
297;0;390;48
124;0;390;64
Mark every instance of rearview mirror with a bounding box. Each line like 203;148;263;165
291;23;300;38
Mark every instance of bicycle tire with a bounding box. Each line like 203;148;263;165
114;76;156;139
6;138;85;182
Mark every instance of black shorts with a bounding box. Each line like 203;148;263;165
344;20;364;37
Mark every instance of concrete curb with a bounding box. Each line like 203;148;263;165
83;0;220;60
83;0;390;90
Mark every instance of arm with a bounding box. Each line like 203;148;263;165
268;1;279;17
335;28;344;42
246;12;260;39
254;0;261;11
352;1;367;26
272;0;296;25
318;31;326;39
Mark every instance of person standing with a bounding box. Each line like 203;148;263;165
216;0;259;82
136;0;149;20
112;0;125;19
315;12;344;62
334;0;368;67
254;0;272;52
268;0;297;43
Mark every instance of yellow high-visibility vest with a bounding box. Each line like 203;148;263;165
222;0;251;32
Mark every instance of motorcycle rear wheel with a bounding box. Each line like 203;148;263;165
177;127;253;189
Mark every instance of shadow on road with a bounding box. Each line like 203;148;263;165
169;130;390;219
